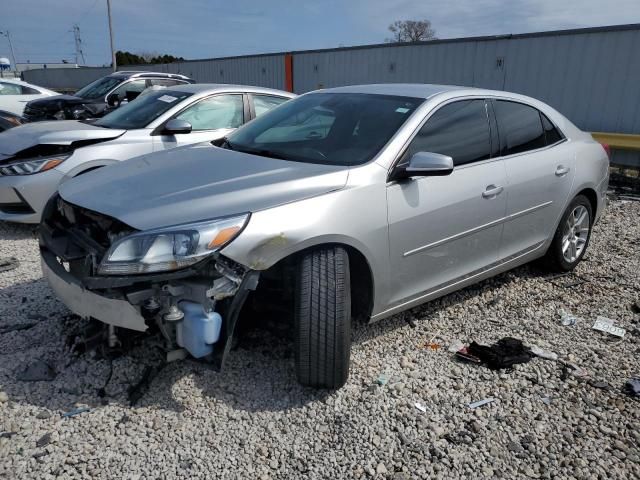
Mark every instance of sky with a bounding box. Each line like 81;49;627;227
2;0;640;66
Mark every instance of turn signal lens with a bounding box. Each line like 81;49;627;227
41;159;64;172
208;226;241;249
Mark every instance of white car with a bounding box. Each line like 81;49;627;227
0;78;58;116
0;84;295;223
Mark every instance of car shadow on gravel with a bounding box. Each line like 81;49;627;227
0;263;551;416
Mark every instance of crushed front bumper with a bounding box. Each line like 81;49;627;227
41;248;148;331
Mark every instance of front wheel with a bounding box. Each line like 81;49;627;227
542;195;593;272
294;246;351;389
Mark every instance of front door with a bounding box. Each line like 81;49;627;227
154;94;245;151
387;99;507;307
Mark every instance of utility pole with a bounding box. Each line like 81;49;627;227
106;0;116;71
72;24;86;65
0;30;18;76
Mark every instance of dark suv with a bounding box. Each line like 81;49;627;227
22;71;195;122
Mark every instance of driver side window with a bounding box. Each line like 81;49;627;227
176;94;244;131
403;99;492;167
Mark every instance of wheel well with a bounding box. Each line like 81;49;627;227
577;188;598;215
248;243;374;324
73;166;104;177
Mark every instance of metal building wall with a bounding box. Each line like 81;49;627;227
22;67;112;91
122;54;286;88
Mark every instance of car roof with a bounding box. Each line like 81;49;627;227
109;71;193;81
317;83;469;99
158;83;296;97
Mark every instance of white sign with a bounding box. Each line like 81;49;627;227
592;316;626;338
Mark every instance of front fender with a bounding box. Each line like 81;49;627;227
220;181;391;315
60;159;119;181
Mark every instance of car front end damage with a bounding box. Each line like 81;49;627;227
39;195;259;367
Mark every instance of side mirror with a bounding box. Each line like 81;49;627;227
163;118;192;135
106;93;120;108
403;151;454;178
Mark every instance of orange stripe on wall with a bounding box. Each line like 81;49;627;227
285;53;294;92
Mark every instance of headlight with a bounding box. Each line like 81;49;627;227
98;214;249;275
69;106;90;119
0;154;70;176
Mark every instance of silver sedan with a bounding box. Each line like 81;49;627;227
0;84;295;223
40;84;609;389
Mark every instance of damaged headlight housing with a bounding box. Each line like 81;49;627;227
97;214;249;275
0;154;70;176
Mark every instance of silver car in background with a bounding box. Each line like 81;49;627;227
0;84;295;223
40;84;609;389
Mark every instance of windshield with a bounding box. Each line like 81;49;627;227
75;76;123;100
225;92;423;165
94;90;193;130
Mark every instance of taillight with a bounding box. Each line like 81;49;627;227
600;143;611;160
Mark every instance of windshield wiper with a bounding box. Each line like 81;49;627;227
219;140;290;160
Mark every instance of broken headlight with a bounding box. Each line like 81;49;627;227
97;214;249;275
0;154;70;176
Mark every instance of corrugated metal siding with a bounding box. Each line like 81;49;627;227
19;25;640;166
22;67;112;90
121;54;286;88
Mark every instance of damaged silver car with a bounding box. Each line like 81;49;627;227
40;84;609;389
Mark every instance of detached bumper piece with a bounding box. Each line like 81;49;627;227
39;195;258;367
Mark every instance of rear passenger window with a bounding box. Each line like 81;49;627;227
404;100;491;166
541;114;563;145
253;95;288;117
494;101;546;155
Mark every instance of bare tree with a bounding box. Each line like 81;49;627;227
386;20;436;43
136;51;160;63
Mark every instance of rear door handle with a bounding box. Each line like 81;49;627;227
482;185;504;199
555;165;570;176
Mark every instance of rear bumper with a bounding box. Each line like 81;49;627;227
0;169;63;224
40;248;148;332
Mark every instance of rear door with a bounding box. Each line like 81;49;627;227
492;99;574;260
386;99;507;306
154;93;246;151
249;94;290;120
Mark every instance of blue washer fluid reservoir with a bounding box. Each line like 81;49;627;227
176;301;222;358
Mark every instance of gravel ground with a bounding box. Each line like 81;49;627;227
1;199;639;480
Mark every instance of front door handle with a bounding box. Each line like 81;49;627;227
555;165;570;176
482;185;504;199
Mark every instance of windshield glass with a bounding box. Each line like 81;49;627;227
75;76;123;100
94;90;193;130
225;93;423;165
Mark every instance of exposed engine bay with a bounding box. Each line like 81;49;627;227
39;195;260;368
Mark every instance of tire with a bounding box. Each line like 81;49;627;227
295;246;351;389
541;195;593;272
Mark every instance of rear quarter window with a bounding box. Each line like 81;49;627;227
494;100;546;156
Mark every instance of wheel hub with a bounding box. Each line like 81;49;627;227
561;205;589;263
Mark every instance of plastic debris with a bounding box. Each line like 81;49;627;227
559;309;579;326
563;362;590;380
588;380;610;390
529;345;559;361
540;396;552;405
0;257;19;273
374;374;389;386
17;360;57;382
455;347;482;364
448;339;465;354
624;377;640;397
0;431;16;439
592;316;626;338
62;407;90;418
414;402;427;413
424;342;441;350
468;398;496;409
467;337;532;370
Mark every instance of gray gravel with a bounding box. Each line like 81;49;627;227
1;199;639;479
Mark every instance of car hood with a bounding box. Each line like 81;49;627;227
0;121;125;160
59;143;350;231
27;94;100;110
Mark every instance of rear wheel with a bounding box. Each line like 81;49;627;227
294;246;351;389
542;195;593;272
